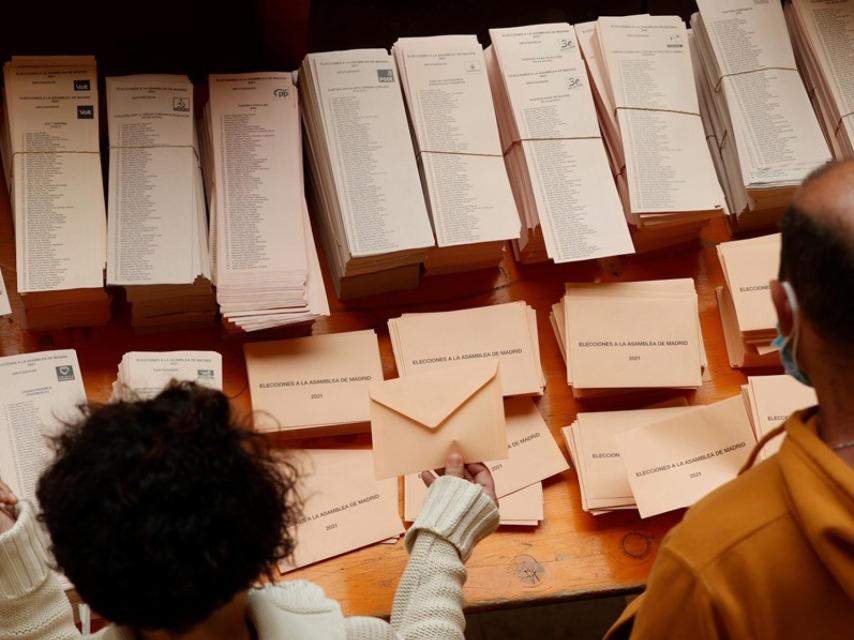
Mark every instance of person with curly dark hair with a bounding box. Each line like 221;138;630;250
0;382;499;640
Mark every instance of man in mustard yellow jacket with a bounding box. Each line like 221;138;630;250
608;160;854;639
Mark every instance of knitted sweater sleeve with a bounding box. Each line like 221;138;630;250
389;476;499;640
0;502;79;639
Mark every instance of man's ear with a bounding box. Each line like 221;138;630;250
771;280;794;336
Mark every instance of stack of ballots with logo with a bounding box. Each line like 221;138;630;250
299;50;436;298
0;56;110;330
392;35;521;274
110;351;223;401
551;279;708;398
104;74;216;331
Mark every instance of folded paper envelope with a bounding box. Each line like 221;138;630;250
370;360;508;479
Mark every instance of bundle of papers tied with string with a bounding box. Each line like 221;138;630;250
199;73;328;332
392;35;520;274
551;279;708;398
716;233;783;368
691;0;831;232
485;23;634;265
299;50;436;298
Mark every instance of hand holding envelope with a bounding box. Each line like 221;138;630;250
370;360;508;479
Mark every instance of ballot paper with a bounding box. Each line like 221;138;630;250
692;0;831;230
562;403;692;515
406;476;543;526
202;73;328;331
403;397;566;524
786;0;854;159
244;331;383;434
591;16;726;233
105;75;215;330
485;23;633;265
617;396;756;518
370;360;508;479
1;56;110;329
299;50;436;297
280;449;404;573
0;268;10;316
0;350;86;506
391;35;520;274
389;301;544;397
743;375;817;461
110;351;223;401
716;233;782;368
554;279;705;396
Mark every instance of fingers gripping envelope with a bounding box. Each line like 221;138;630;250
370;360;508;479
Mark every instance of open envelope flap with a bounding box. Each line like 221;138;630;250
370;361;499;429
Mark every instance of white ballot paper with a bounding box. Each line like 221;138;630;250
0;350;86;506
0;268;11;316
487;23;633;264
111;351;223;401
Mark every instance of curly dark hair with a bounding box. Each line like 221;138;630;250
36;382;300;633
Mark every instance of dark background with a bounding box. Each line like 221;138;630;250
0;1;701;80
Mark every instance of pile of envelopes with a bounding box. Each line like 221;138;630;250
111;350;223;401
280;449;404;573
485;23;634;266
392;35;520;274
786;0;854;159
405;398;569;526
388;301;545;397
577;16;726;248
716;234;782;368
551;279;707;397
244;330;383;436
200;73;328;332
741;374;817;462
691;0;831;232
563;402;692;514
567;397;756;518
104;74;216;331
1;56;110;330
299;50;436;299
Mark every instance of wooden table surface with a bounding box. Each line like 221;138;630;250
0;170;778;618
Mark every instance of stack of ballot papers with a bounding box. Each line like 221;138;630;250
691;0;831;231
786;0;854;159
280;449;404;573
1;56;110;330
392;35;520;274
388;301;545;397
299;50;436;298
563;402;693;515
105;74;216;331
405;398;568;526
244;330;383;435
616;396;757;518
485;24;634;265
551;279;707;397
370;360;508;479
742;374;817;462
0;350;86;591
577;17;726;246
716;234;782;368
201;73;328;332
110;351;223;401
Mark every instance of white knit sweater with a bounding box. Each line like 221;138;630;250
0;476;498;640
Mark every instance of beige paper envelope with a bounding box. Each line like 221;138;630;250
370;360;508;479
616;396;756;518
748;375;817;460
244;331;383;433
565;294;701;389
718;234;780;333
279;449;404;573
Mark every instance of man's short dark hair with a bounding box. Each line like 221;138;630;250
37;382;299;633
780;203;854;348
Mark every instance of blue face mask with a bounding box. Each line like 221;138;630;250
771;281;812;387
